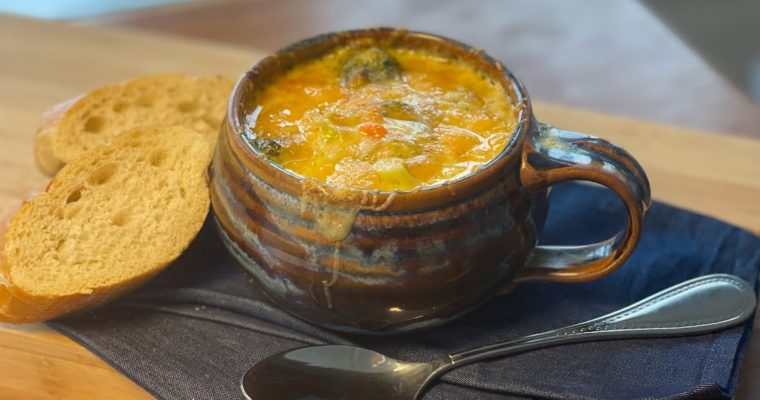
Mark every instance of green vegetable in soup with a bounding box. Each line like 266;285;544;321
318;121;341;142
364;138;422;161
252;138;282;158
341;47;401;87
380;100;421;121
373;158;418;190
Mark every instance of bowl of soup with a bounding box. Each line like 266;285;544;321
210;28;650;334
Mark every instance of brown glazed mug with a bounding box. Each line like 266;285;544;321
209;28;651;334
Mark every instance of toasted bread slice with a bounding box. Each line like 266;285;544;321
35;74;232;176
1;126;212;323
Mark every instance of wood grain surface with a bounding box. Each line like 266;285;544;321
90;0;760;138
0;13;759;400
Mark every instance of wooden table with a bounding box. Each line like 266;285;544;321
90;0;760;138
1;13;759;400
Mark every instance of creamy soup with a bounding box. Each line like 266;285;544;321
246;45;518;191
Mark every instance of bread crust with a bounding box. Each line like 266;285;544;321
0;266;163;323
33;74;231;177
34;96;81;176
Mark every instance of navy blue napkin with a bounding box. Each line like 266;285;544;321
49;182;760;399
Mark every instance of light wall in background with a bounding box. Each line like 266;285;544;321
0;0;188;19
643;0;760;103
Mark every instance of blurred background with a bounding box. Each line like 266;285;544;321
4;0;758;137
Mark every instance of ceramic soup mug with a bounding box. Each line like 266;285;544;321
210;28;651;334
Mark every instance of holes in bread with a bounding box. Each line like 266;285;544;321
137;96;154;107
55;238;66;252
64;202;82;219
149;149;168;167
84;116;105;133
66;187;83;204
177;101;198;113
55;238;74;254
88;163;117;185
113;102;128;112
111;209;129;227
179;187;186;198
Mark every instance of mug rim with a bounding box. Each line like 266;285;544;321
226;27;533;209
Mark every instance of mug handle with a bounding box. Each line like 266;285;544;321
515;122;651;283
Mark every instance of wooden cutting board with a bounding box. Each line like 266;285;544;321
0;14;759;400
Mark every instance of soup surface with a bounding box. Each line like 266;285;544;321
246;45;518;191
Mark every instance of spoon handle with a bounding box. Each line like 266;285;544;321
446;274;756;368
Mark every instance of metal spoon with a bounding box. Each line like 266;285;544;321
241;274;756;400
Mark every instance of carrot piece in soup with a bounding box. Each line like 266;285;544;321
359;122;388;138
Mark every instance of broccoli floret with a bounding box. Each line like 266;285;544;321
341;47;401;88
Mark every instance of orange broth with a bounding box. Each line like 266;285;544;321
246;46;518;191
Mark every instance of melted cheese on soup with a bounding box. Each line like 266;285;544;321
247;46;518;191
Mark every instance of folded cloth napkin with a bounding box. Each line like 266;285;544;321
49;182;760;400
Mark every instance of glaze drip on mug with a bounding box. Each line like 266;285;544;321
299;178;361;241
298;178;398;243
246;45;518;191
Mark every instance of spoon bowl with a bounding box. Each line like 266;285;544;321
242;345;448;400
